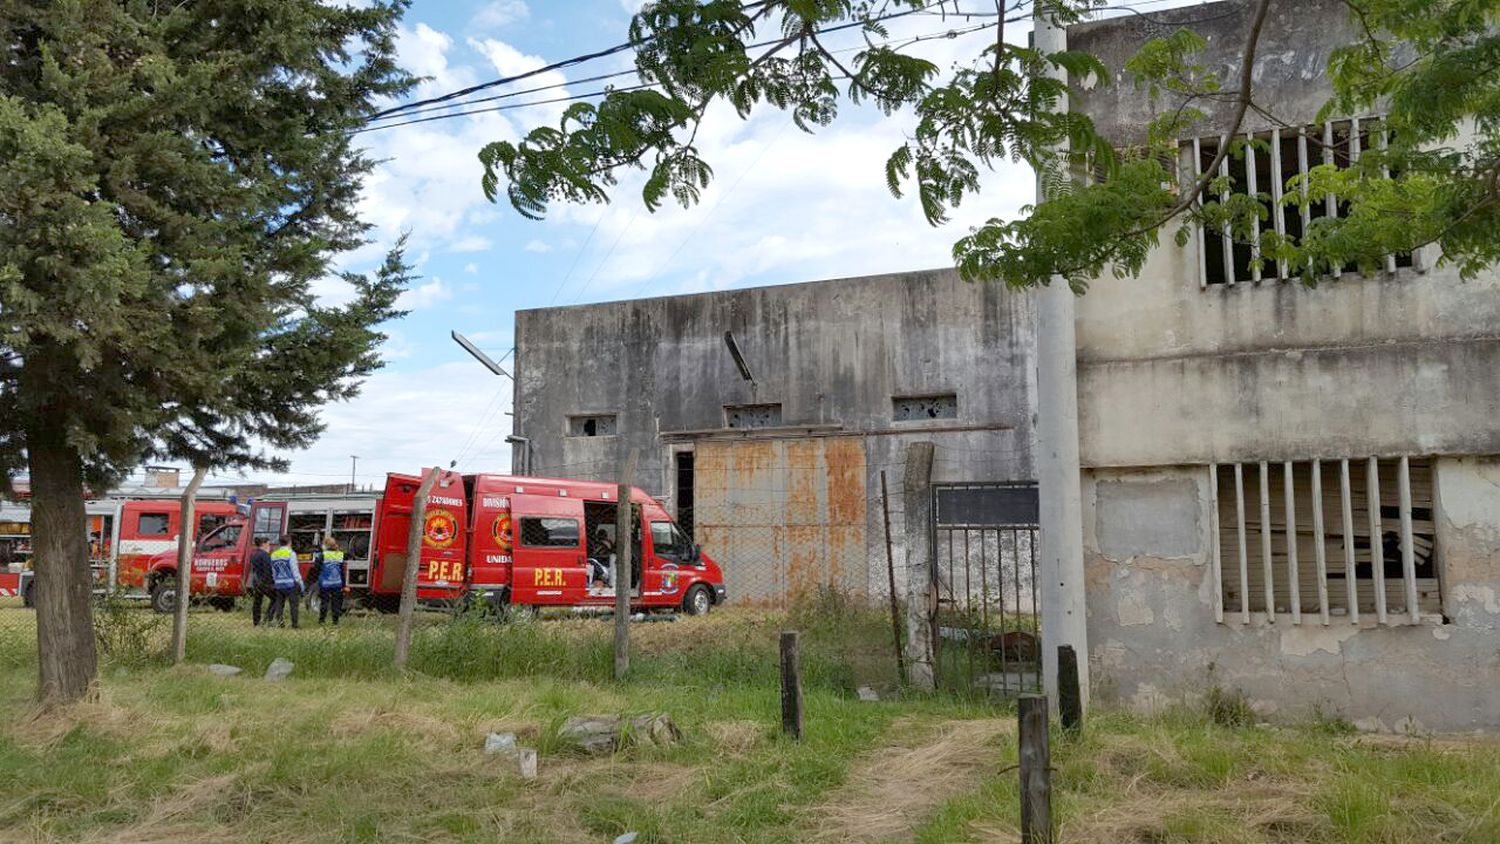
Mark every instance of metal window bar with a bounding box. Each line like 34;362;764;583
1377;127;1399;275
1259;461;1275;620
1209;464;1224;623
1220;135;1236;286
1299;128;1313;273
1234;463;1250;623
1270;129;1288;281
1340;459;1360;624
1193;137;1208;288
1311;459;1331;625
1246;132;1262;283
1399;456;1419;624
1367;456;1387;624
1283;461;1301;624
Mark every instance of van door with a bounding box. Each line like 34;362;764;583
510;495;587;606
372;471;468;600
242;501;287;593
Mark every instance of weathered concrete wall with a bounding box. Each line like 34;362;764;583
1070;0;1366;146
513;268;1038;601
1084;461;1500;732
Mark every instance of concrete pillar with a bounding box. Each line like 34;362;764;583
1033;8;1090;713
902;441;936;689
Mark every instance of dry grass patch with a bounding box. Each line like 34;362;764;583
812;716;1013;843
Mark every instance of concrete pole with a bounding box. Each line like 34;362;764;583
1033;6;1090;714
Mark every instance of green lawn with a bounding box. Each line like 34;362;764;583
1;609;1498;843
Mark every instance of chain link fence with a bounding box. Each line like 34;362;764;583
0;444;1039;699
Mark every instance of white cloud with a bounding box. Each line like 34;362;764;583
247;361;515;488
467;38;571;129
398;276;453;310
523;239;552;253
464;262;480;274
471;0;529;30
451;235;493;252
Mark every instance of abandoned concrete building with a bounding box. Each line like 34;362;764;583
513;0;1500;730
1067;0;1500;732
512;269;1039;606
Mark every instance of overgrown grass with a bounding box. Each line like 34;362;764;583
3;600;1499;843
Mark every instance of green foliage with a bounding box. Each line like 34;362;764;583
481;0;1500;292
0;0;416;486
92;595;168;667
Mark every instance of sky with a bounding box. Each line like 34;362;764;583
212;0;1053;491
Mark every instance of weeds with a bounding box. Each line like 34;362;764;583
1204;685;1255;728
92;595;168;666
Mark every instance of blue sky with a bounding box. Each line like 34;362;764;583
222;0;1041;490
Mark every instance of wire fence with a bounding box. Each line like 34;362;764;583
0;447;1040;698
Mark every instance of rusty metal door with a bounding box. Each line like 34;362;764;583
693;437;867;606
931;482;1041;696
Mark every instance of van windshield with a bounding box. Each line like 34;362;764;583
198;523;242;552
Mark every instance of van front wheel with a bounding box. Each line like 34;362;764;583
149;579;178;614
683;584;712;616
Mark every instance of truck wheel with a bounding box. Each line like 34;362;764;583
22;582;35;609
149;579;178;614
683;584;712;616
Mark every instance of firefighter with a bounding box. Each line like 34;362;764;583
248;537;276;627
316;536;346;625
267;535;303;628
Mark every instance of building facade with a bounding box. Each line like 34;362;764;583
1070;0;1500;731
512;269;1038;604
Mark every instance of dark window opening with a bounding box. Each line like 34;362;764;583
519;517;580;548
137;513;170;536
725;403;782;429
568;414;618;437
675;450;695;540
894;393;958;421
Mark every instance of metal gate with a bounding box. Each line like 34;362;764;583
932;482;1041;696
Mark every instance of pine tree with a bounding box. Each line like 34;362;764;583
0;0;415;706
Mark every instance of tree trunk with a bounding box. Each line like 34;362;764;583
27;422;98;707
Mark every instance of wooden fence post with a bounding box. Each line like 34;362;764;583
1019;694;1054;844
880;471;906;685
1058;645;1082;734
172;466;208;664
614;447;639;681
780;630;803;740
394;467;441;670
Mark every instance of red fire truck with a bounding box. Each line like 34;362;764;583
6;469;725;616
368;469;726;614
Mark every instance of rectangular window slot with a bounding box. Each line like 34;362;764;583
1211;457;1440;626
725;403;782;429
893;393;958;421
567;414;618;437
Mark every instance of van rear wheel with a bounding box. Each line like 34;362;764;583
683;584;712;616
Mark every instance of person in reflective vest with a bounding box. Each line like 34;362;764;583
316;536;346;625
266;535;302;628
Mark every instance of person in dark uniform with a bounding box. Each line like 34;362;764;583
248;537;276;627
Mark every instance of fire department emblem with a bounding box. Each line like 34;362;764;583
423;509;458;548
491;513;513;554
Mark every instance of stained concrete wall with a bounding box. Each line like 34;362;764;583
513;268;1038;601
1084;460;1500;732
1069;0;1500;729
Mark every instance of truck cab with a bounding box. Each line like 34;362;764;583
142;499;288;612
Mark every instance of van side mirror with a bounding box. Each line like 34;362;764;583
692;543;702;562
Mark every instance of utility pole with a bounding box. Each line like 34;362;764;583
349;455;359;494
1033;7;1090;715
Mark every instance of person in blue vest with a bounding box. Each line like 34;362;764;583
266;535;303;628
314;536;347;625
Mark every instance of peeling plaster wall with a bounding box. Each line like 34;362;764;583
513;268;1038;601
1084;462;1500;732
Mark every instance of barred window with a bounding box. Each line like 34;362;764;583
519;517;579;548
1211;457;1440;626
1187;118;1413;287
725;403;782;429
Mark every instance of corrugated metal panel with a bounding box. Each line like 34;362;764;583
695;436;868;604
